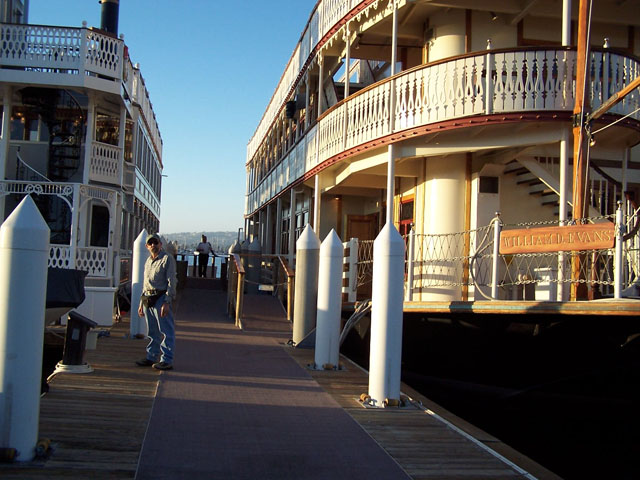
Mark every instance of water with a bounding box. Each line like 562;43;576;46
180;253;225;278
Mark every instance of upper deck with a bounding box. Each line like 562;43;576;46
245;0;640;217
0;22;162;159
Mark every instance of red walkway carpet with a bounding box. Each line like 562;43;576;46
135;288;409;479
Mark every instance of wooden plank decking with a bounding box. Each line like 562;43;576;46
1;283;560;479
0;320;159;479
286;349;560;480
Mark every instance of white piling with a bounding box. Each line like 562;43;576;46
292;224;320;345
0;196;50;461
314;230;344;369
131;229;149;337
368;223;405;407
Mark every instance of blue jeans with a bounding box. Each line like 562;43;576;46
143;294;175;364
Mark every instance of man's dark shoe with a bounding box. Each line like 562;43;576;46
135;358;155;367
153;361;173;371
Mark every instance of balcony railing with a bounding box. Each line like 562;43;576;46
49;245;110;278
247;47;640;215
0;23;122;80
89;141;121;185
247;0;372;161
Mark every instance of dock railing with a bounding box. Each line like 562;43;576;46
227;254;245;328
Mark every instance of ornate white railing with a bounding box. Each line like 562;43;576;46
49;244;73;269
76;246;109;277
247;0;381;161
247;48;640;215
0;23;122;80
49;245;110;277
89;141;121;184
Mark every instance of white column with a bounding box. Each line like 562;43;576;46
314;230;343;369
313;174;321;232
82;94;96;184
118;105;126;186
562;0;572;46
386;1;398;221
288;188;297;266
491;215;502;299
0;86;12;222
305;74;311;130
558;129;570;301
131;229;149;337
0;196;49;461
614;203;624;299
318;54;325;117
69;184;81;269
559;129;570;224
265;203;272;254
275;197;283;255
344;23;351;99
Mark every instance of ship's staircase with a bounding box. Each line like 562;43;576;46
503;156;626;220
18;88;84;243
328;59;383;105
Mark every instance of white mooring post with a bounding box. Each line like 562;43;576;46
314;230;344;369
368;223;405;407
0;196;50;461
292;224;320;345
131;229;149;337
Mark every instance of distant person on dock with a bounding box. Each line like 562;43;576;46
196;235;216;277
136;233;177;371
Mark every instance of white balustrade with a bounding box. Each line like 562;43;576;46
49;245;108;277
0;24;121;79
90;141;121;184
76;247;109;277
247;48;640;215
84;28;122;78
49;244;73;269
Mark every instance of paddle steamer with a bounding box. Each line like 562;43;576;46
0;0;163;325
245;0;640;309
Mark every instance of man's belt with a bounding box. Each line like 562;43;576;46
144;289;166;296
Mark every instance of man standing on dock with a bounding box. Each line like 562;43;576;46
136;233;177;371
196;235;216;277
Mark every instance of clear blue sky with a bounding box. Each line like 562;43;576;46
29;0;316;233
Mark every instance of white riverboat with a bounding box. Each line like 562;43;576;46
244;0;640;307
0;0;163;325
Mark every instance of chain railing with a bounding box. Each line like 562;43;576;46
349;209;639;302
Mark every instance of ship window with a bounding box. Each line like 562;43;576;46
479;176;499;194
10;112;25;140
400;200;414;221
96;112;119;146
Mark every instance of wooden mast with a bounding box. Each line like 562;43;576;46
571;0;590;300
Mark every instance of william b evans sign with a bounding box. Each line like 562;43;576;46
499;224;615;255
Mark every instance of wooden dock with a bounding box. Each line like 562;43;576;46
0;282;560;479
